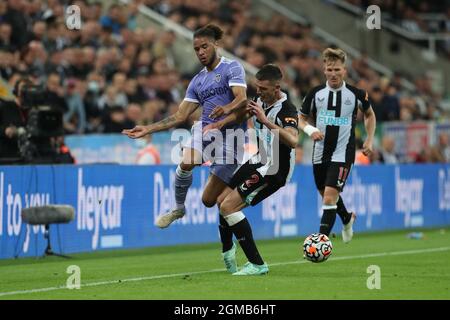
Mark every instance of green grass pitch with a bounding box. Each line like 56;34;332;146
0;228;449;300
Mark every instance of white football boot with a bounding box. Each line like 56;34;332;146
155;208;185;228
342;212;356;244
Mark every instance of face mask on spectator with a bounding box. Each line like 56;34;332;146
88;81;100;93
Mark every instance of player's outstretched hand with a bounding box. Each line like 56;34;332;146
311;131;324;141
209;106;229;119
122;125;149;139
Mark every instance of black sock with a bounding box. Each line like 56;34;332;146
319;207;337;236
230;218;264;265
219;215;233;252
336;196;351;225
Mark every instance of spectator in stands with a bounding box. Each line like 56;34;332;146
46;72;68;112
103;105;135;133
98;84;128;111
136;134;161;165
381;84;401;121
99;4;123;35
378;136;399;164
64;79;86;134
371;86;385;122
152;30;177;68
430;132;450;163
0;0;446;166
0;77;30;162
3;0;28;50
0;22;14;52
415;146;433;163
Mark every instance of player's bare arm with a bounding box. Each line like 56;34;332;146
122;100;199;139
209;86;247;119
362;106;376;156
204;101;251;133
248;100;298;148
298;114;324;142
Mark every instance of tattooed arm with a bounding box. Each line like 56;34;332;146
122;100;199;139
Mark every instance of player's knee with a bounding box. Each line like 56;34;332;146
178;163;190;171
219;199;233;215
323;195;337;206
202;195;216;208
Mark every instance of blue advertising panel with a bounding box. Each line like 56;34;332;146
65;132;181;164
1;164;449;259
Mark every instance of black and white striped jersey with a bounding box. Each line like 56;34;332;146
250;92;298;183
300;81;371;164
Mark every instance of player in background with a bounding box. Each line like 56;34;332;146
205;64;299;275
298;47;376;243
122;24;247;273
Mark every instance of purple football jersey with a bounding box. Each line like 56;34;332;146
184;57;247;127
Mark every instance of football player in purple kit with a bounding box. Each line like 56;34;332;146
122;24;247;273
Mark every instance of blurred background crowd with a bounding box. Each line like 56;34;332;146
0;0;449;165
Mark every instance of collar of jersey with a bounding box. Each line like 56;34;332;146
203;56;225;72
262;91;287;110
326;81;346;92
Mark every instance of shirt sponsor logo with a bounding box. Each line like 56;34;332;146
318;110;349;126
199;85;230;100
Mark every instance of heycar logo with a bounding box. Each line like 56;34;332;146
395;167;423;227
76;169;123;249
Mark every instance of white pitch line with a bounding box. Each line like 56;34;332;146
1;246;449;297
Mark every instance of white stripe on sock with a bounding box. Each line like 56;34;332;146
322;204;337;210
223;211;245;226
176;165;192;178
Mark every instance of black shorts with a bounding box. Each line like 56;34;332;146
229;162;286;206
313;161;352;192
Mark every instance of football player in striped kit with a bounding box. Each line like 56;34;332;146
298;47;376;243
205;64;299;275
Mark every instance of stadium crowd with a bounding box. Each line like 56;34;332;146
344;0;450;58
0;0;449;164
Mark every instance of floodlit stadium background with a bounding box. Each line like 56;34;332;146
0;0;449;300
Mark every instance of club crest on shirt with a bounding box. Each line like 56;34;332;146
214;74;221;83
344;97;352;105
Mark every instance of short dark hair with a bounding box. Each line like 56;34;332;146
255;64;283;83
193;24;224;41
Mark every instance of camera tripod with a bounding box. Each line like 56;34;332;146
42;224;71;259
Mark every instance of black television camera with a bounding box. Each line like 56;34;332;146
17;82;65;163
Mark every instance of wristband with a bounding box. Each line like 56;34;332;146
303;124;319;137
